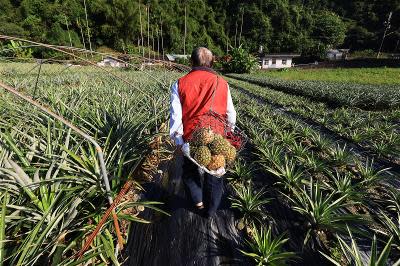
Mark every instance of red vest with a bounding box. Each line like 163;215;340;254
178;69;228;141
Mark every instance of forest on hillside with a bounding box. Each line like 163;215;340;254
0;0;399;56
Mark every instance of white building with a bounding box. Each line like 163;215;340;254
97;56;127;68
260;54;300;69
166;54;189;62
389;53;400;59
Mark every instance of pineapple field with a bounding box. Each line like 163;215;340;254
1;46;400;265
224;74;400;265
0;59;183;265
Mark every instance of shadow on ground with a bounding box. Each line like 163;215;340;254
124;154;249;266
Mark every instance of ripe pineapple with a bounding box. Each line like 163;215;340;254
192;128;215;145
209;134;231;155
223;145;237;164
213;134;224;142
207;155;226;170
193;146;212;166
190;145;199;157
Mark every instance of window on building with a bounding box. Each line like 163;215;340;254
272;58;276;65
282;59;287;65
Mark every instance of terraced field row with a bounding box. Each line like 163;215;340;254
225;80;400;265
226;77;400;164
227;73;400;110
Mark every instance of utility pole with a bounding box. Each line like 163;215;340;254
377;12;393;58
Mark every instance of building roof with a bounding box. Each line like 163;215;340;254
327;49;350;54
260;53;301;58
166;54;189;61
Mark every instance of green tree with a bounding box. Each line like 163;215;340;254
311;11;346;55
0;0;399;55
223;46;258;73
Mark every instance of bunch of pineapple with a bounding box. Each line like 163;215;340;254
190;127;237;171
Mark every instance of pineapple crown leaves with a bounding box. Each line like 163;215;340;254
355;159;390;187
229;182;271;224
239;225;297;265
266;156;306;190
320;225;398;266
282;179;367;240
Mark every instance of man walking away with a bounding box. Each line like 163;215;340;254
170;47;236;217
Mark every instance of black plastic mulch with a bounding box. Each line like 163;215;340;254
124;155;249;266
124;150;335;266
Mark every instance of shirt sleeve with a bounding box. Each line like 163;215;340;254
169;81;184;145
226;84;236;126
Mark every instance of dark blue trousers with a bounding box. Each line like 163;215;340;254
182;157;223;216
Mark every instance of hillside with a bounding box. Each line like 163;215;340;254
1;0;399;55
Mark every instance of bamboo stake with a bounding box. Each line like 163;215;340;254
77;180;134;258
64;15;73;47
161;22;164;60
152;27;155;60
0;35;190;76
33;60;42;98
139;0;144;57
184;4;187;55
147;5;150;60
0;36;151;102
239;8;244;46
83;0;93;56
226;30;229;54
77;19;87;51
377;12;393;58
234;21;238;48
157;25;160;57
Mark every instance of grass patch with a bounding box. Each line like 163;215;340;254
253;68;400;85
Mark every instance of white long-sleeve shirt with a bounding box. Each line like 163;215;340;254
169;81;236;145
